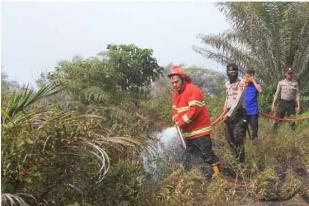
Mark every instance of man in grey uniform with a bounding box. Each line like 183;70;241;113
271;67;301;132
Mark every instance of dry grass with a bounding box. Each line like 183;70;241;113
148;114;309;205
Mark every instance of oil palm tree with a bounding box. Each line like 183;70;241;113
194;2;309;87
1;83;143;205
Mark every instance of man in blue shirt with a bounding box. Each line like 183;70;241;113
244;70;262;140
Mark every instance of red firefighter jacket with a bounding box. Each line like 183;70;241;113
172;82;212;140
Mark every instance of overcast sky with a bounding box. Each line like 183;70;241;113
1;1;230;86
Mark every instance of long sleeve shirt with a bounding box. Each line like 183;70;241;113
224;80;246;117
172;82;212;140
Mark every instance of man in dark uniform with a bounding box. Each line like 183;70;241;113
271;67;301;132
221;63;247;163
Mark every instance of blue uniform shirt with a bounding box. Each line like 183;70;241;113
245;82;259;115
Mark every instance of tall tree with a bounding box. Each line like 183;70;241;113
49;57;117;104
105;44;163;91
194;2;309;88
48;44;163;104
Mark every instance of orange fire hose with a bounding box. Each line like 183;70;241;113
259;111;309;122
211;111;227;127
211;111;309;127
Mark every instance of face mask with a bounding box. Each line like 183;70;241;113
227;71;238;83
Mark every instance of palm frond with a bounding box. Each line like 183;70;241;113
195;33;270;82
81;141;111;183
197;2;309;84
1;193;30;206
2;84;59;121
94;134;143;148
65;134;143;183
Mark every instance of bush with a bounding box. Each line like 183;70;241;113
156;169;209;206
154;168;240;206
250;168;303;201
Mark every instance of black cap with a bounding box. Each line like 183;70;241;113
227;63;238;71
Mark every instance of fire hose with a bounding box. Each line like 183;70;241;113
211;111;309;125
175;111;309;149
259;111;309;122
175;111;226;149
175;125;186;149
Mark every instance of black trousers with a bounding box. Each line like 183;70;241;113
224;108;247;163
272;99;296;132
247;114;259;139
183;135;219;171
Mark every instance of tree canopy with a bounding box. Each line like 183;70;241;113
48;44;163;104
195;2;309;87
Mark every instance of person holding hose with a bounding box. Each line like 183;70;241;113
221;63;247;163
168;65;220;177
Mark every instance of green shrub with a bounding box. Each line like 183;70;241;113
250;168;303;201
156;169;208;206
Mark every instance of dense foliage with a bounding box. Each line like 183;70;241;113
2;65;308;205
48;44;163;105
195;2;309;98
2;2;309;204
1;44;167;205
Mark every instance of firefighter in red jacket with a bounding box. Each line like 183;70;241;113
168;65;220;177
